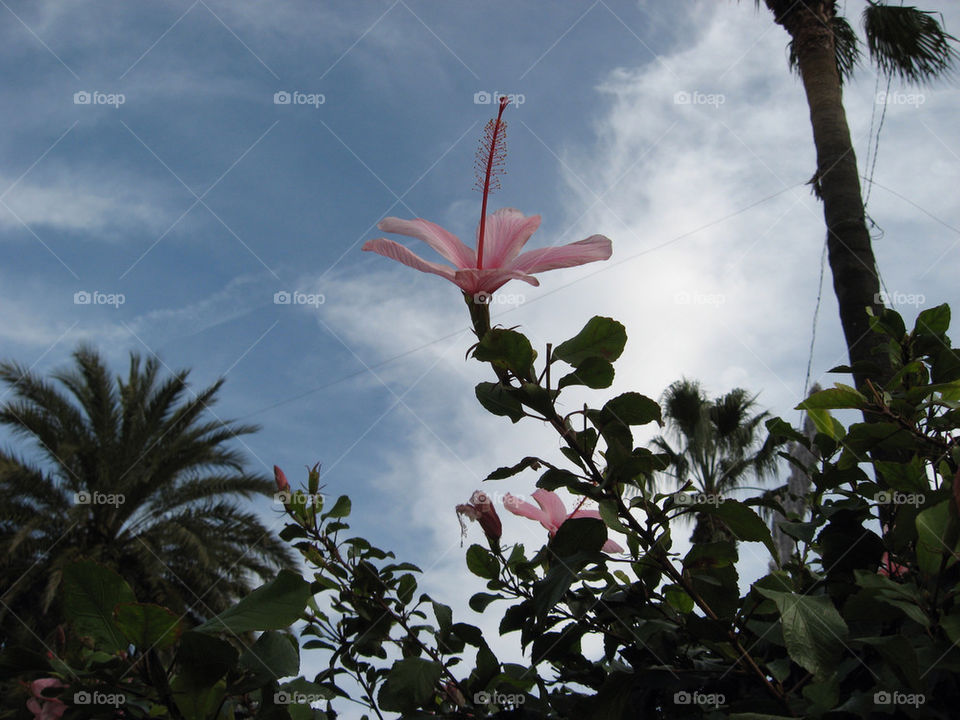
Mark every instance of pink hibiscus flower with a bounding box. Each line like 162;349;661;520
362;209;611;297
26;678;67;720
504;488;623;553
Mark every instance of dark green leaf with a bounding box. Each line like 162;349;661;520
694;499;779;559
557;356;615;389
552;316;627;366
62;560;135;653
797;385;867;411
549;517;607;558
755;589;848;680
486;456;542;480
601;392;662;426
474;329;534;378
114;602;182;651
324;495;351;519
475;382;525;423
465;544;499;580
378;657;443;711
196;570;311;634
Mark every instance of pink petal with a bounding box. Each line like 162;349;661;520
504;493;552;531
601;538;625;553
509;235;612;275
453;267;539;296
378;217;476;269
477;209;541;268
531;489;569;532
362;238;458;284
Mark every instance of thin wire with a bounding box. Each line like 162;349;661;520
237;182;803;420
802;238;828;415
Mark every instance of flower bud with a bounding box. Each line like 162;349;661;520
273;465;290;493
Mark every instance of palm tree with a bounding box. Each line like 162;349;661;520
652;379;779;544
0;345;294;648
753;1;957;392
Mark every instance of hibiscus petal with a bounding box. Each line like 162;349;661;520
477;209;541;269
504;492;552;532
362;238;458;283
532;489;569;531
453;268;539;296
602;538;625;553
378;217;476;269
509;235;612;275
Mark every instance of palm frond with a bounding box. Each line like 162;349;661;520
788;14;861;84
863;2;958;84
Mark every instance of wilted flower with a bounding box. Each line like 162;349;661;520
457;490;502;548
504;488;623;553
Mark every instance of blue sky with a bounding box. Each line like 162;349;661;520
2;0;959;710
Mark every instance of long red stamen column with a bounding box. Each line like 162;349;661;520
475;96;509;269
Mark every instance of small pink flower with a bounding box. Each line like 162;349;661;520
26;678;67;720
457;490;503;545
273;465;290;493
363;209;611;297
878;551;908;578
504;488;623;553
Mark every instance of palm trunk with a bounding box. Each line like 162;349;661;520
768;1;890;391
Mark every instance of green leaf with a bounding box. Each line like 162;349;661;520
469;592;504;613
765;417;809;446
170;675;226;720
474;328;534;378
600;392;662;427
62;560;136;653
552;316;627;366
114;602;182;651
465;544;499;580
914;303;951;337
549;517;607;558
176;631;238;687
195;569;311;634
486;456;542;480
536;468;581;491
378;657;443;712
756;589;849;680
694;499;779;559
324;495;351;519
876;456;929;492
797;385;868;410
432;601;452;632
557;356;615;389
475;381;525;423
916;499;958;574
805;408;846;440
237;631;299;687
664;584;694;613
683;541;738;570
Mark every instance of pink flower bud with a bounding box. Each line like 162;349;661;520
273;465;290;493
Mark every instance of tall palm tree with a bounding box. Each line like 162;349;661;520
652;379;779;544
753;1;957;392
0;345;294;648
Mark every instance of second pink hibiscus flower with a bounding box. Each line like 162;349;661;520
504;488;624;553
